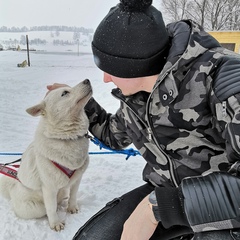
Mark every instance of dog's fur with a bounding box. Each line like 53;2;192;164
0;79;92;231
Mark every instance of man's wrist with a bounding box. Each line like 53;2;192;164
148;190;161;223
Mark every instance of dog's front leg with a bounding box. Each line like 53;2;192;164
68;177;81;214
42;185;64;231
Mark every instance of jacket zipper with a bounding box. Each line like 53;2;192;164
131;109;176;186
146;112;178;187
145;73;179;187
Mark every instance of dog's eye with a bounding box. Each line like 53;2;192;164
61;91;69;97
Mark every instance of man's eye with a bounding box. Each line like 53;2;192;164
61;91;69;97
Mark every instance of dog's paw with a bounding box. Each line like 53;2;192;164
67;206;79;214
50;222;65;231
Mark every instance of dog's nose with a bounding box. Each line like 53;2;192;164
83;79;90;84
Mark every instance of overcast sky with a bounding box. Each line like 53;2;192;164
1;0;161;30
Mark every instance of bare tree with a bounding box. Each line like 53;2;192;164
188;0;210;27
161;0;240;30
226;0;240;30
205;0;234;30
162;0;189;23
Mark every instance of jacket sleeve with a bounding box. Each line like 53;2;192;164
155;172;240;232
211;55;240;164
84;97;132;150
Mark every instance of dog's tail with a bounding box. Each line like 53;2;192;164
0;176;17;199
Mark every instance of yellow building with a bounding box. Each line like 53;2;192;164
208;31;240;53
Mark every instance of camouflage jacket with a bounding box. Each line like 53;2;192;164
86;20;240;187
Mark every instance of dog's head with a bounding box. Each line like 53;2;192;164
26;79;92;131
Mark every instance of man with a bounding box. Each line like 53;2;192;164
48;0;240;239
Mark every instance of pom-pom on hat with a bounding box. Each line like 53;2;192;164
92;0;169;78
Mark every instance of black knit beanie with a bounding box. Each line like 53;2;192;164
92;0;169;78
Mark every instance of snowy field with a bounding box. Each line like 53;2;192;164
0;50;145;240
0;31;92;53
0;31;92;54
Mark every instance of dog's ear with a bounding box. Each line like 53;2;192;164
26;102;46;116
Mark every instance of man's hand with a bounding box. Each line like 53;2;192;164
46;83;69;96
120;195;158;240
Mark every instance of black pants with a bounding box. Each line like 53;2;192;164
72;183;193;240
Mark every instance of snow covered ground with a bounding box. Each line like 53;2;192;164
0;50;146;240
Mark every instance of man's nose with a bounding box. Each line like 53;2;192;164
103;72;112;83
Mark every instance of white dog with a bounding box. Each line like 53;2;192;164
0;79;92;231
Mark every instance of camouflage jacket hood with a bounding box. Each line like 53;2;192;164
86;20;240;187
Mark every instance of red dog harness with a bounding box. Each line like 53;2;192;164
0;164;19;180
51;161;75;178
0;160;75;180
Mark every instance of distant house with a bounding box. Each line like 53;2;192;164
208;31;240;53
0;44;3;51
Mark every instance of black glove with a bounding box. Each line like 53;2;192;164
156;172;240;233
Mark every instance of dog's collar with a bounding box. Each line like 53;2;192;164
52;161;75;178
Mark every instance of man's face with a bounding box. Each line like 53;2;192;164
103;72;146;96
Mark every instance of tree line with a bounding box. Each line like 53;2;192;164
0;25;93;34
1;31;92;48
162;0;240;30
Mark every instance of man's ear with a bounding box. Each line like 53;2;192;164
26;102;46;116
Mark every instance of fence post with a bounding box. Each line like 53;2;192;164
26;35;30;66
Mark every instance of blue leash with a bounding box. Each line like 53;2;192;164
0;136;141;160
89;136;141;160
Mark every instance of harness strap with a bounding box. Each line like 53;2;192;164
0;164;19;180
51;161;75;178
0;161;75;181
